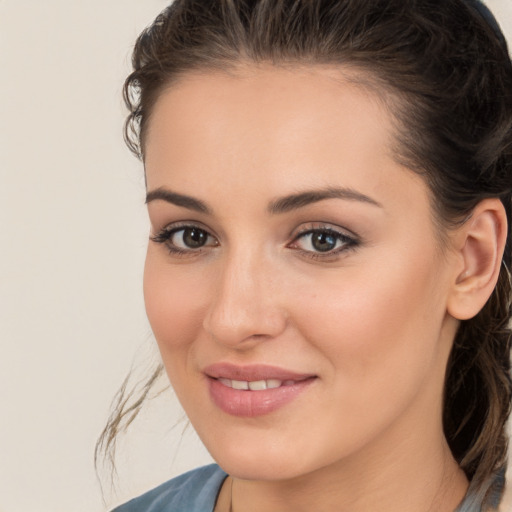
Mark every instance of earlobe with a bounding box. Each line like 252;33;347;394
447;199;507;321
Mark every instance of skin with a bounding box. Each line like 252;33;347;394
143;65;475;512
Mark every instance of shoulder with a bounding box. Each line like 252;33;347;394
111;464;228;512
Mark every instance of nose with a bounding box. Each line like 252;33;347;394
202;251;287;348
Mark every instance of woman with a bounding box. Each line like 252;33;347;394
99;0;512;510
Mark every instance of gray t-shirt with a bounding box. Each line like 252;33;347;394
112;464;503;512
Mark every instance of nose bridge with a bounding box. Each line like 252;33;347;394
203;243;285;346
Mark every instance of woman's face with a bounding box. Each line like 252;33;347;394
143;66;461;481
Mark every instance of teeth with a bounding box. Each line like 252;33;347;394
248;380;267;390
266;379;282;389
232;379;249;390
218;378;285;390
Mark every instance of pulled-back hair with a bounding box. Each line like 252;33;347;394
99;0;512;500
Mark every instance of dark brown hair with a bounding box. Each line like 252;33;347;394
98;0;512;498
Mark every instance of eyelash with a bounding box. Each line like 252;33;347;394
150;223;360;260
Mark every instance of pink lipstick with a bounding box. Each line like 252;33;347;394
204;363;316;417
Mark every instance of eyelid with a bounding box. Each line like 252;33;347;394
151;220;216;239
290;222;359;241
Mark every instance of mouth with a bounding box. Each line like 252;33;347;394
204;363;317;417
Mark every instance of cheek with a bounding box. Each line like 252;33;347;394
290;248;449;406
143;250;209;356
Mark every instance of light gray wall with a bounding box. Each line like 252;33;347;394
1;1;511;511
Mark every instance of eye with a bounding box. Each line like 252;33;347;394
289;226;359;258
151;224;218;255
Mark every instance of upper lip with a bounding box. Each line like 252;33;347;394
203;363;315;382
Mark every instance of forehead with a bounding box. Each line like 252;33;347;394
146;64;395;140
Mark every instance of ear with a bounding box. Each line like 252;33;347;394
447;198;507;320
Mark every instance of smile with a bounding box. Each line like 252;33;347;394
204;363;316;417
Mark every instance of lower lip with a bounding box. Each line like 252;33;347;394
208;377;315;417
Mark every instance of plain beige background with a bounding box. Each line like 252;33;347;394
1;1;511;511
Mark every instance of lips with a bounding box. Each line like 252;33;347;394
204;363;316;417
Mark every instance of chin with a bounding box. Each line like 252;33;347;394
215;453;309;482
197;424;346;483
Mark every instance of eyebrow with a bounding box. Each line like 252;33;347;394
145;186;382;215
145;187;212;214
267;187;382;214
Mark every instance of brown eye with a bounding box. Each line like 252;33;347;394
179;227;209;248
310;232;338;252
